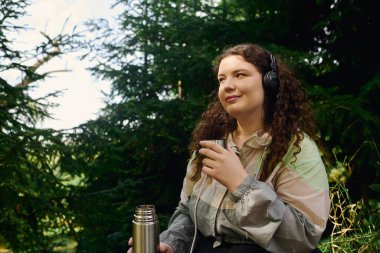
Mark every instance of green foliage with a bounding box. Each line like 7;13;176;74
305;0;380;204
308;78;380;203
1;72;74;252
1;0;376;251
320;156;380;252
62;0;380;251
0;1;79;252
62;97;206;252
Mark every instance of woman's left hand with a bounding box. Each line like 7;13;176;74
198;140;248;192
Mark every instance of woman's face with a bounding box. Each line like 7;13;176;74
217;55;265;121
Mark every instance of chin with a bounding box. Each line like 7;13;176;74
224;108;242;118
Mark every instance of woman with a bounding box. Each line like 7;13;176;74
129;43;330;253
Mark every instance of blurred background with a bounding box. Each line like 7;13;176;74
0;0;379;252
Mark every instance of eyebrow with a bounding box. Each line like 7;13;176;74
218;68;250;77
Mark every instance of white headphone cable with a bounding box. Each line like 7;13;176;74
189;174;207;253
189;144;267;252
254;146;268;180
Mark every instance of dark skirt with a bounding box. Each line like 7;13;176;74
193;233;322;253
193;234;269;253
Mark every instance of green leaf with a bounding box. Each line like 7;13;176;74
369;184;380;193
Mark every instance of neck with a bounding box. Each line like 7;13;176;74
234;115;264;147
235;114;264;137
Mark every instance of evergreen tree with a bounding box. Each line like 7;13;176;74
67;0;379;251
0;1;79;251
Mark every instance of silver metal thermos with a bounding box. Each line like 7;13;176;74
210;139;228;149
132;204;159;253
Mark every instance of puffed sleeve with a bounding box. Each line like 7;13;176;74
230;135;330;253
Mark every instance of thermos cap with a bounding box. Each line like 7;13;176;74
134;204;157;222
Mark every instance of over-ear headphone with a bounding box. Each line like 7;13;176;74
263;53;279;94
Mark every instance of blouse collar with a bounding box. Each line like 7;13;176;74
228;129;272;149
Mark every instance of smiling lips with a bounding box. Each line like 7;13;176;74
226;95;240;102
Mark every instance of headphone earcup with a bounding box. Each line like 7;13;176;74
263;70;279;93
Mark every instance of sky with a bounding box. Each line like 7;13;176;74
7;0;122;130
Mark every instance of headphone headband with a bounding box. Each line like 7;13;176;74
263;51;279;94
269;54;277;72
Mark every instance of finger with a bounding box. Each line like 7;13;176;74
198;147;223;161
160;243;172;253
127;248;132;253
201;157;217;169
159;244;167;252
128;237;133;246
202;166;215;177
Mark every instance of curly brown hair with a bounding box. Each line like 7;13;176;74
188;43;318;182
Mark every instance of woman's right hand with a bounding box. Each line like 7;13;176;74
127;237;174;253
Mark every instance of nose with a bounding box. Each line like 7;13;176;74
221;77;236;91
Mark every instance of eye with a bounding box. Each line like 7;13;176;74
235;72;245;79
218;77;225;83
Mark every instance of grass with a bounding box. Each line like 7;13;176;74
0;237;77;253
318;156;380;253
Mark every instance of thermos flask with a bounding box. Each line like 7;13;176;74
132;204;159;253
210;139;227;149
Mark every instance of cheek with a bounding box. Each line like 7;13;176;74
218;88;228;110
258;86;266;102
245;82;265;101
218;87;224;102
